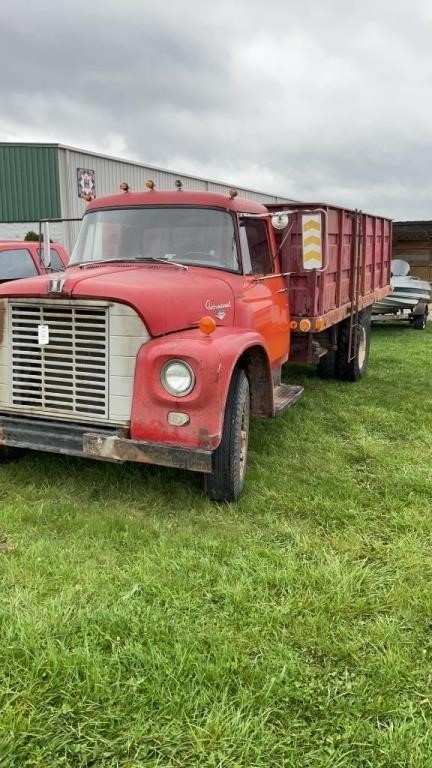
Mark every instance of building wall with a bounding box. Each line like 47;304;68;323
393;221;432;282
0;144;61;222
0;143;294;254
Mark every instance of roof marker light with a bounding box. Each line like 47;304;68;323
175;179;183;190
120;182;130;192
229;189;238;199
146;179;155;190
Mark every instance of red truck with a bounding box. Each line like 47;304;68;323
0;185;391;500
0;241;69;281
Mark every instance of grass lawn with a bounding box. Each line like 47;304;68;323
0;323;431;767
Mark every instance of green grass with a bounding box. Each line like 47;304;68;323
1;323;432;767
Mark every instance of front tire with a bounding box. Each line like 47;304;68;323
337;308;372;381
205;369;250;502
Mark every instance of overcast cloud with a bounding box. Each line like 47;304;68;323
1;0;431;218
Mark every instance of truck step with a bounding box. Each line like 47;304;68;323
273;384;304;416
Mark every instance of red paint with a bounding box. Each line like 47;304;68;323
267;203;391;322
85;190;267;215
131;327;270;447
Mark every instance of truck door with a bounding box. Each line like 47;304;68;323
239;217;290;365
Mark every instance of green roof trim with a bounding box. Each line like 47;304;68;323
0;145;61;222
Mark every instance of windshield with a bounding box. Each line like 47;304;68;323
70;207;239;271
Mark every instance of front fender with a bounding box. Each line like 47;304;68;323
130;328;270;449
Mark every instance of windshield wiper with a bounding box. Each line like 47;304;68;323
133;256;188;270
77;256;188;270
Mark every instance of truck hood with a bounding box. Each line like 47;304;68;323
0;263;236;336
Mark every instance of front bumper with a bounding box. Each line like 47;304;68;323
0;415;212;473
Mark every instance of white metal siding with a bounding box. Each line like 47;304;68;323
0;221;64;243
58;145;294;251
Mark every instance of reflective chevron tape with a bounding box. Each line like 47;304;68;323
302;214;322;270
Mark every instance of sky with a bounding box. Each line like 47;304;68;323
1;0;431;219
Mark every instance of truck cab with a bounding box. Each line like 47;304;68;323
0;187;303;500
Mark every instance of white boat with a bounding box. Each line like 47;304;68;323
373;259;431;315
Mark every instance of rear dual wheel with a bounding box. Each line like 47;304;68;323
317;349;337;379
317;309;372;381
336;308;371;381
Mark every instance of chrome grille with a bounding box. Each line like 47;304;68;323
10;303;108;418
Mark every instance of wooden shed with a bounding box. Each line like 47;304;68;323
393;220;432;281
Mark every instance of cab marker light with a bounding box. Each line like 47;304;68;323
290;320;298;329
299;319;312;332
315;318;326;331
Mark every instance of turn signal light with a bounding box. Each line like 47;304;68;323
290;320;298;329
299;319;312;332
199;315;216;335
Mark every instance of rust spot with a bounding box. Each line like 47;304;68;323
83;432;212;473
198;427;212;449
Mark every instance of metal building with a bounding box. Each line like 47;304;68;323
0;142;293;253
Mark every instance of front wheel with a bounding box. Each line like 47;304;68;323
205;369;250;502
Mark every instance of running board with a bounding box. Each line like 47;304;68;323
273;384;304;416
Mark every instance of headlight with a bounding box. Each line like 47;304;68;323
161;360;195;397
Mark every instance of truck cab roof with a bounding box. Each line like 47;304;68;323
85;190;269;215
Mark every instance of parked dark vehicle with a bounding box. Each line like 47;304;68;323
0;241;68;282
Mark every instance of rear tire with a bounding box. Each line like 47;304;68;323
205;369;250;502
336;308;372;381
317;350;337;379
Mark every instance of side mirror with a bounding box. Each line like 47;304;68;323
41;221;51;269
271;212;289;230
